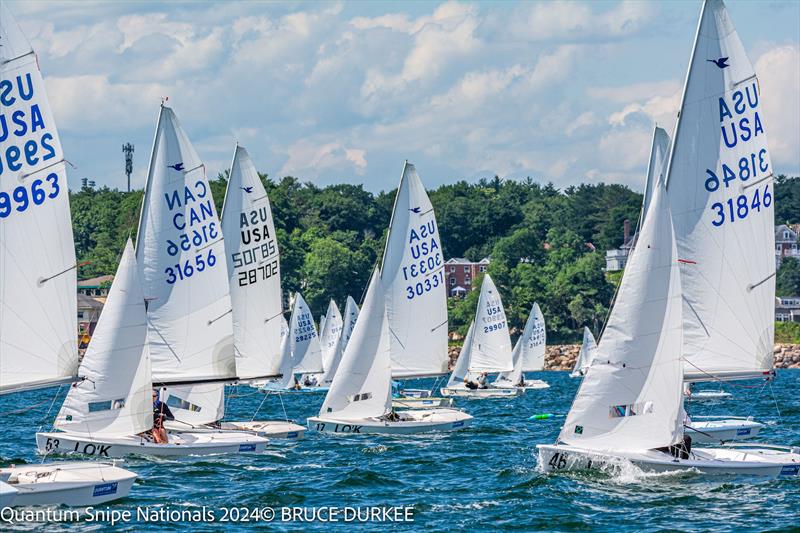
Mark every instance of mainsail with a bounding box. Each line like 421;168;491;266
560;183;684;452
570;327;598;378
55;240;152;437
447;322;475;387
665;0;775;382
319;270;392;420
319;299;343;376
220;145;282;381
0;4;79;394
321;296;359;386
640;126;671;231
495;302;546;384
288;293;323;375
468;274;513;374
380;162;448;378
135;106;235;385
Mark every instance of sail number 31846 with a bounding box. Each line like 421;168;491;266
709;183;771;228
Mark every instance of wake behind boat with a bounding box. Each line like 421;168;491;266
309;265;472;435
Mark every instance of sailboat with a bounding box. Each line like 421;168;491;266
261;293;326;392
308;270;473;434
570;327;598;378
162;145;304;439
492;303;549;391
321;296;359;386
0;4;137;505
441;275;518;399
380;162;453;408
537;167;799;474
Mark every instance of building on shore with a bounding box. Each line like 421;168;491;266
77;293;105;349
445;257;490;297
605;219;635;272
776;296;800;323
776;224;800;268
77;275;114;300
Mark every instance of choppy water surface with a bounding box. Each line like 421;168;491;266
1;370;799;531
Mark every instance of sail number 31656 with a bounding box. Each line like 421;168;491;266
165;249;217;284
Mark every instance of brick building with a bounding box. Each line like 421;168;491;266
445;257;490;297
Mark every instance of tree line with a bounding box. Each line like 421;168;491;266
70;173;800;343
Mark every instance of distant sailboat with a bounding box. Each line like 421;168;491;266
539;0;800;477
570;327;598;378
321;296;359;386
1;4;136;505
308;270;473;434
441;275;518;399
492;303;550;391
318;299;343;384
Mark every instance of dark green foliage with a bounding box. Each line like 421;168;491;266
69;174;800;343
777;257;800;297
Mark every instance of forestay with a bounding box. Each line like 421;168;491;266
571;327;598;378
322;296;359;386
319;270;392;420
468;275;513;374
0;4;78;394
135;106;235;384
559;183;684;452
55;241;152;437
665;0;774;382
319;300;343;380
288;293;323;374
380;162;448;378
220;145;282;381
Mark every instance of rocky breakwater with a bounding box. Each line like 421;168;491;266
445;343;582;371
774;344;800;369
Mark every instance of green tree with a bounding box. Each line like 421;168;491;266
777;257;800;297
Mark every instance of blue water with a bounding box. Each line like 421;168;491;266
2;370;799;531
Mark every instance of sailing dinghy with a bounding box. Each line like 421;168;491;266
163;145;304;439
321;296;359;387
537;178;799;477
308;270;472;434
441;275;518;399
570;327;598;378
0;4;136;504
36;241;266;457
492;303;549;391
380;162;453;408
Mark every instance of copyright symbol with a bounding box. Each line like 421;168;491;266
261;507;275;522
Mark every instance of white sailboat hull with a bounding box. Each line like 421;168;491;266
685;390;732;401
308;409;473;435
537;444;800;478
260;385;328;394
0;462;136;506
392;396;453;409
164;419;305;439
440;386;520;399
686;419;763;444
491;379;550;391
36;431;268;458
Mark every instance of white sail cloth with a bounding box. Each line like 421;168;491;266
221;145;282;381
322;296;359;386
641;126;671;230
288;293;323;375
319;300;343;379
468;274;513;374
571;327;598;378
447;322;475;387
665;0;774;381
136;106;235;384
274;317;294;389
559;183;684;452
55;241;152;437
161;383;225;426
319;270;392;420
0;4;78;394
495;302;546;384
381;162;449;378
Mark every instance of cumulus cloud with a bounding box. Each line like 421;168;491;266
755;44;800;172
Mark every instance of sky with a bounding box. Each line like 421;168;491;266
6;0;800;193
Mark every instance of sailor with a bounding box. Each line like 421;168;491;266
303;374;318;387
476;372;488;389
151;390;174;444
464;377;479;390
